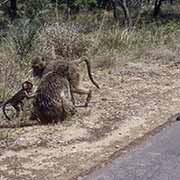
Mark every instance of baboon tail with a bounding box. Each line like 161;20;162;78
78;57;100;89
2;101;11;121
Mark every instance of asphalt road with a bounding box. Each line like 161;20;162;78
81;121;180;180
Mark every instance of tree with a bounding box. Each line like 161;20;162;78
9;0;17;21
64;0;70;20
153;0;162;17
113;0;132;28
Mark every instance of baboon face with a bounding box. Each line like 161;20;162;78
31;56;46;78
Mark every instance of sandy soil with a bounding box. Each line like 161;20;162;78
0;48;180;180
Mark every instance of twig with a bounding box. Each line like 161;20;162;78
0;0;8;6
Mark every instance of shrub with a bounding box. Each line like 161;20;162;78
35;22;91;60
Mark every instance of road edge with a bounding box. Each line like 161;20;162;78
72;113;180;180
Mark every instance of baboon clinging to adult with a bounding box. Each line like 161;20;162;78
31;64;76;124
1;81;34;120
31;56;100;107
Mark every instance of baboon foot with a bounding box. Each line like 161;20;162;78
30;112;38;121
84;90;92;107
66;106;77;116
62;99;77;116
176;115;180;121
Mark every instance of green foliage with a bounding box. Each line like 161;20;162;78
73;10;107;33
5;18;41;60
163;21;180;33
17;0;53;19
73;0;97;9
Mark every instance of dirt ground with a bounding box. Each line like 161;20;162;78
1;47;180;180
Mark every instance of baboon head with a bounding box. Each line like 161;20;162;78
22;81;33;93
31;56;46;78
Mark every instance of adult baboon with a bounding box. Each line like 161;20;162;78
31;64;76;124
31;56;100;107
2;81;34;120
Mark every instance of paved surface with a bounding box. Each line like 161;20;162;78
81;122;180;180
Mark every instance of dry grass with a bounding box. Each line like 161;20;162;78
0;46;31;100
35;22;92;60
0;2;180;150
0;8;180;112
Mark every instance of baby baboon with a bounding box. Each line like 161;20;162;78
31;56;100;107
31;65;76;123
2;81;34;120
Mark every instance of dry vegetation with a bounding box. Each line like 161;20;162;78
1;4;180;180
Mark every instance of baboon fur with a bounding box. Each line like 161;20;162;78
2;81;34;120
31;64;76;124
31;56;99;107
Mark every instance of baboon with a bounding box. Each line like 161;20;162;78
2;81;34;120
31;56;100;107
31;64;76;124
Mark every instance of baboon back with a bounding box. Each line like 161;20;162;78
33;72;72;123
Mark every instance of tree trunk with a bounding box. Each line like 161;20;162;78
120;0;132;28
170;0;173;5
113;0;132;29
112;0;117;19
9;0;17;21
153;0;162;17
64;0;70;20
